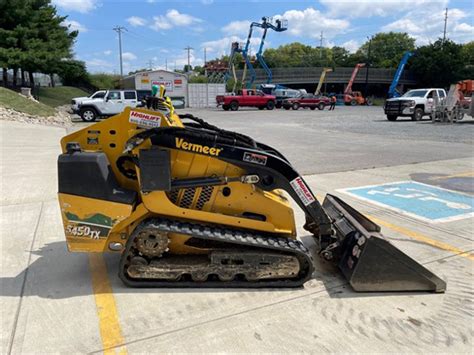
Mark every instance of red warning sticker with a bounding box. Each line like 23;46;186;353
290;177;315;206
129;110;162;128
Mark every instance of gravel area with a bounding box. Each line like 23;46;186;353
0;104;72;127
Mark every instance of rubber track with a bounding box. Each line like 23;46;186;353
119;218;315;288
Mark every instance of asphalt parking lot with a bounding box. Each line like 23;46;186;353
2;106;473;353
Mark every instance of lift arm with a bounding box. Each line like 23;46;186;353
388;51;414;98
240;17;287;88
344;63;365;95
255;17;287;85
315;68;333;95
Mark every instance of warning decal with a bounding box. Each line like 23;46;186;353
290;177;315;206
129;110;162;128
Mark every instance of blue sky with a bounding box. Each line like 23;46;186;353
52;0;473;73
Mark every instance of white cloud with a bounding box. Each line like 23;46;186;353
201;36;261;57
126;16;147;27
147;0;157;3
150;9;202;31
122;52;137;61
275;7;350;39
454;23;474;33
221;20;251;35
103;50;112;55
320;0;443;18
86;58;114;69
382;7;472;45
52;0;98;13
62;20;87;33
201;0;214;4
341;40;359;53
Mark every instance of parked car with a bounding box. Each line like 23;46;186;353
216;89;276;111
282;94;330;110
384;88;447;121
274;88;305;108
71;90;106;113
74;90;141;122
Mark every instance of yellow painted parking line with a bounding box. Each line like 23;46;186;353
367;215;474;261
89;254;127;355
430;171;474;180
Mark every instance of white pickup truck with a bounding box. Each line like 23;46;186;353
74;90;141;122
384;88;447;121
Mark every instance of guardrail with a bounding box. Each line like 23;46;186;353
235;67;417;85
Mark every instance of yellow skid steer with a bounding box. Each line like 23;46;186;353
58;102;446;291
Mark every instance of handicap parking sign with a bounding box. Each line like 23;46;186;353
339;181;474;223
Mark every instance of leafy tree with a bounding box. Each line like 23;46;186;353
57;59;90;86
0;0;77;87
225;77;242;92
356;32;416;68
411;39;466;88
461;41;474;66
193;65;205;75
189;75;208;83
89;73;121;89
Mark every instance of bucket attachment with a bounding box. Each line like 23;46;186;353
322;194;446;293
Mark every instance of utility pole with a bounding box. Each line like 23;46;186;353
165;58;168;71
147;59;153;70
319;31;324;59
204;47;208;75
184;46;193;72
442;8;448;43
113;26;126;77
365;35;372;97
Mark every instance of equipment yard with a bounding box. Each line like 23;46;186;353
1;106;473;354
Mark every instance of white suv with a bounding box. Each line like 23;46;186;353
71;90;106;113
77;90;140;122
384;88;447;121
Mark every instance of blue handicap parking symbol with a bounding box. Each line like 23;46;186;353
340;181;474;223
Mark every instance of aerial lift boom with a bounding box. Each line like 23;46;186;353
344;63;365;95
240;17;287;89
315;68;333;95
388;51;414;98
225;42;241;93
255;17;287;85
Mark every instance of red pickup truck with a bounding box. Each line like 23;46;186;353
216;89;276;111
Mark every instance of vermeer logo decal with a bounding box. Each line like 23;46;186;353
243;152;267;166
129;110;162;128
175;138;222;156
290;177;315;206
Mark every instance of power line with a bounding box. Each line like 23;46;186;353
113;26;127;77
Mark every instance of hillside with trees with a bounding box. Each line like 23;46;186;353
0;0;89;87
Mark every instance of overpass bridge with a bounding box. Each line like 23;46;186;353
235;66;417;87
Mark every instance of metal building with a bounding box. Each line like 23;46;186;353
121;69;188;106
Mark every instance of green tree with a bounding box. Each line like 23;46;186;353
189;75;208;83
89;73;121;89
411;39;466;88
57;59;90;86
356;32;416;68
461;41;474;66
0;0;77;87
